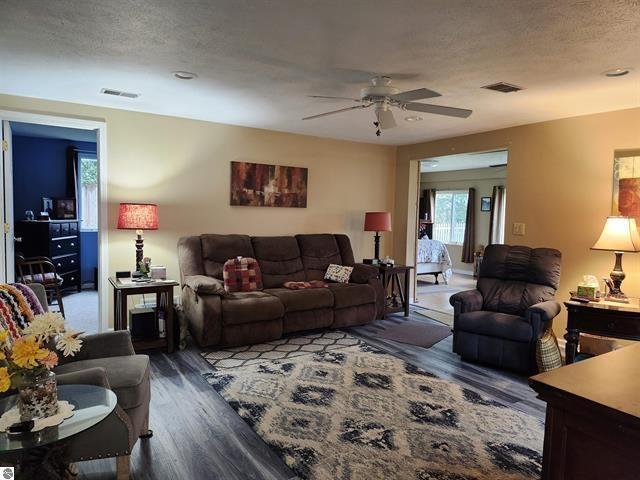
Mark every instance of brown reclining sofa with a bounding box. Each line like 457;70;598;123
178;233;384;347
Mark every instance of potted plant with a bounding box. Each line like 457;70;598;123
0;313;82;420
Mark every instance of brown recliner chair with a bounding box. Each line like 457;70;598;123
178;233;384;348
449;244;562;374
28;283;151;479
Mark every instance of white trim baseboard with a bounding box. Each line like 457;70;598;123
452;269;474;276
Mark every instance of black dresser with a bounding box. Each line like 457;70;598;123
16;220;81;292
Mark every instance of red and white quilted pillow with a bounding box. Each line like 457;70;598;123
222;257;263;293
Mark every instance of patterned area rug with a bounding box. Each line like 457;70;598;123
203;338;544;480
201;331;360;369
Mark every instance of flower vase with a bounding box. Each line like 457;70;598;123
17;370;58;420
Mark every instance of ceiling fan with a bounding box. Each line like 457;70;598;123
303;76;472;136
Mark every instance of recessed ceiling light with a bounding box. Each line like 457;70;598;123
603;68;631;77
405;116;424;122
173;71;198;80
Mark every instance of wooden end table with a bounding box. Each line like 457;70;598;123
109;277;178;353
376;264;412;318
564;297;640;364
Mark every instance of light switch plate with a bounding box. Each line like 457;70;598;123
512;223;526;236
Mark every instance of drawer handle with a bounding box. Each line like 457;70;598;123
608;321;616;329
57;244;62;249
70;277;75;281
70;260;75;264
70;242;75;247
57;263;62;267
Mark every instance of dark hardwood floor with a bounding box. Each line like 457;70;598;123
77;310;544;479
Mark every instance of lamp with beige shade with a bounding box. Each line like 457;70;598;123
591;216;640;301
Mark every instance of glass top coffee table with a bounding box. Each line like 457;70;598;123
0;384;117;453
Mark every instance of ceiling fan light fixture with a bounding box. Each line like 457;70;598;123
173;71;198;80
404;116;423;122
603;68;631;77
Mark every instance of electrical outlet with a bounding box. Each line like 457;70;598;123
512;223;526;236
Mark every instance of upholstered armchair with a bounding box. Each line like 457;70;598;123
449;244;562;374
29;284;151;479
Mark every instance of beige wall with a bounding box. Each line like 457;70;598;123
420;166;507;272
0;94;396;324
397;107;640;335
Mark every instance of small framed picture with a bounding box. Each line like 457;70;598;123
41;197;53;216
481;197;492;212
53;198;76;219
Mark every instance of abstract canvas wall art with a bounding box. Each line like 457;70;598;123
612;152;640;224
230;161;308;208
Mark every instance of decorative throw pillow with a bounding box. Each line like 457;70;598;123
324;264;354;284
284;280;329;290
536;329;563;372
223;257;263;293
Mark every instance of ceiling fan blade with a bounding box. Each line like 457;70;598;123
403;102;472;118
302;104;371;121
308;95;363;102
391;88;441;102
378;109;397;129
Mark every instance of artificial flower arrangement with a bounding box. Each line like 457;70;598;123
0;312;82;420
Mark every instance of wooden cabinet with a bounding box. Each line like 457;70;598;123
16;220;81;292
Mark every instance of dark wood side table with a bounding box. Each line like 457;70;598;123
564;298;640;364
529;344;640;480
109;277;178;353
376;264;412;318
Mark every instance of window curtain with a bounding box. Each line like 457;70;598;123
489;185;506;244
461;188;475;263
418;189;436;221
66;147;79;218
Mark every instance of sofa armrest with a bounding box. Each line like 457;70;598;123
183;275;227;296
349;263;380;284
449;289;483;314
58;331;135;366
56;366;110;389
526;300;561;337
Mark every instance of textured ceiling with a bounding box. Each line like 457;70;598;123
1;0;639;145
420;150;508;172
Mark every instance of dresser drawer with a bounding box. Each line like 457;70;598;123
60;271;79;287
49;223;61;237
574;311;640;338
50;237;79;256
52;254;78;273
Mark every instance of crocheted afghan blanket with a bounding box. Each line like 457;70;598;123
0;283;45;342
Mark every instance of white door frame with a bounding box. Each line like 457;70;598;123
0;109;109;333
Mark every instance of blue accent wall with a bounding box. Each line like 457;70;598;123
12;135;98;285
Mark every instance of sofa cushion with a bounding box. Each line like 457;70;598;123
455;310;533;343
201;234;254;279
477;245;561;316
221;291;284;326
251;236;305;288
264;287;334;313
54;354;149;410
296;234;344;281
328;283;375;309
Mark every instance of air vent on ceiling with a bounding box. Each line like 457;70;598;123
100;88;140;99
481;82;523;93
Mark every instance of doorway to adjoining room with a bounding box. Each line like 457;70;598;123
10;122;100;334
412;150;507;325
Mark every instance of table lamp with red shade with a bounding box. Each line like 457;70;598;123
117;203;159;272
364;211;392;263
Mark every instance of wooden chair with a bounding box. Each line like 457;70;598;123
15;254;65;317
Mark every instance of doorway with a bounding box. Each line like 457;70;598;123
0;111;108;333
411;149;508;321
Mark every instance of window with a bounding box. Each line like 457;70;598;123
433;190;468;244
79;154;98;231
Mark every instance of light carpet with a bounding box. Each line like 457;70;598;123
203;337;543;480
